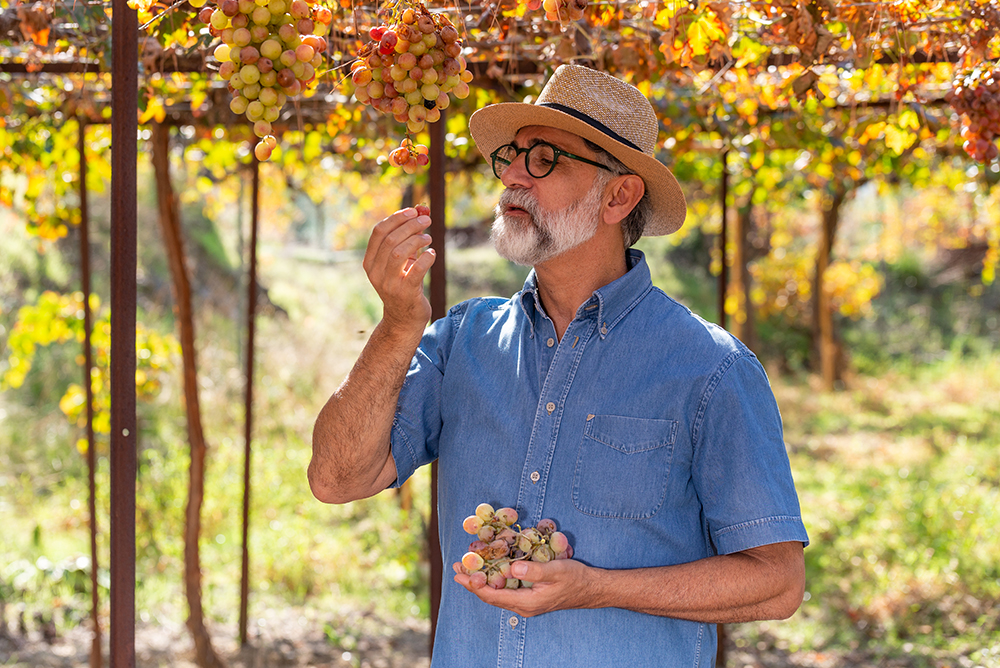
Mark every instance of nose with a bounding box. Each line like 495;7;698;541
500;151;532;189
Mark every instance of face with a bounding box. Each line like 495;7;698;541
491;126;609;267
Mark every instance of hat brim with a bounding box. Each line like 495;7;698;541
469;103;686;236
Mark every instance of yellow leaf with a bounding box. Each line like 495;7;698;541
139;98;163;124
700;11;726;42
885;125;916;155
898;108;920;130
688;19;709;57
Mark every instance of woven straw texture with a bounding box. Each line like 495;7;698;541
535;66;658;156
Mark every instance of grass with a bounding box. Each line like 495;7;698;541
3;234;1000;667
744;355;1000;665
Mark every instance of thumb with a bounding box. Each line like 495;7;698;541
511;560;537;580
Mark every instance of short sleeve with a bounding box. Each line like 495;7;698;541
388;306;459;487
691;354;809;554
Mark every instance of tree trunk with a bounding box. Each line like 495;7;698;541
811;186;847;391
731;199;756;353
151;123;226;668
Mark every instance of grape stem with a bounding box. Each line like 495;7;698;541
138;0;188;31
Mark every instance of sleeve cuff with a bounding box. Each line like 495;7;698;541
387;417;417;490
712;515;810;554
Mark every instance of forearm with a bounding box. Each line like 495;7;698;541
309;319;423;503
587;542;805;623
454;541;805;623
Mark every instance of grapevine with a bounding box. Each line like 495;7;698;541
349;1;473;171
197;0;334;161
458;503;574;590
949;68;1000;164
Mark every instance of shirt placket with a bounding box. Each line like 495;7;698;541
495;310;596;668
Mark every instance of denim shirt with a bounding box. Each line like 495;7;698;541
390;250;809;668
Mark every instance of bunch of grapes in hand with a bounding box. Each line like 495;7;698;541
458;503;573;590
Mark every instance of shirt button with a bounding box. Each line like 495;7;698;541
530;471;540;483
546;337;554;347
546;401;555;414
509;616;519;628
600;324;608;335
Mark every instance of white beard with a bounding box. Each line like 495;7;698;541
491;176;606;267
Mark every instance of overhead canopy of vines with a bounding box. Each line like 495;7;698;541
2;0;999;160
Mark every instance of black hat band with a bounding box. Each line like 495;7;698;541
539;102;644;153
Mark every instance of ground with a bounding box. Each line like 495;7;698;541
0;605;430;668
2;607;978;668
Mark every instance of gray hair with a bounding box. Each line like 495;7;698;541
583;139;652;248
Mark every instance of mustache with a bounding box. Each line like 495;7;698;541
497;189;541;217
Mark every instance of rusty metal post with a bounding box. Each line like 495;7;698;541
717;149;729;332
239;156;260;647
716;148;730;668
78;118;102;668
110;0;138;665
427;111;447;658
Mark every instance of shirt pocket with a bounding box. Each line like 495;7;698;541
572;414;678;520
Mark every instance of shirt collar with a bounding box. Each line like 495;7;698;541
518;249;653;340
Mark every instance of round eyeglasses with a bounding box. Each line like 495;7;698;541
490;142;611;180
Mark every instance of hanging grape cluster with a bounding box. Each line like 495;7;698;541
532;0;587;22
349;2;473;172
458;503;573;590
197;0;333;161
950;68;1000;163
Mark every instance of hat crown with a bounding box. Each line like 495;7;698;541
535;65;658;157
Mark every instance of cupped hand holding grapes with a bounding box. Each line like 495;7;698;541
363;206;436;333
453;558;596;618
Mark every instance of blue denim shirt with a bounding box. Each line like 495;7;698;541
390;250;809;668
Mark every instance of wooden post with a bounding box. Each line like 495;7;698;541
717;149;729;331
239;156;261;647
716;148;729;668
427;111;447;658
78;117;102;668
109;1;138;664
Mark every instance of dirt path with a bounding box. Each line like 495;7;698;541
1;605;430;668
2;610;985;668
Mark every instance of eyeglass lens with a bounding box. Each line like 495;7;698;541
494;143;557;178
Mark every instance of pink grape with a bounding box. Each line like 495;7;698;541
295;43;315;62
469;571;487;587
536;519;556;535
549;531;569;553
253;140;272;161
486;571;506;589
289;0;309;19
462;552;485;572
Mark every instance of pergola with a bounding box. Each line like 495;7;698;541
4;1;998;666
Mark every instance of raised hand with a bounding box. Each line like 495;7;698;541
363;207;436;333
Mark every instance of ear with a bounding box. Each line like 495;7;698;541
601;175;645;226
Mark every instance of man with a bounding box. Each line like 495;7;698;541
310;64;809;667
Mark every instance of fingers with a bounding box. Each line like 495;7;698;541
363;208;437;329
365;208;432;276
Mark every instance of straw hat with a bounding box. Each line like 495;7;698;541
469;64;686;235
